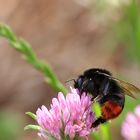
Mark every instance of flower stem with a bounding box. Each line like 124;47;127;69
0;23;67;95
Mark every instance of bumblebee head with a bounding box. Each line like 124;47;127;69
74;75;96;97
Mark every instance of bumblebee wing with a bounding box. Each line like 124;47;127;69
96;71;140;99
110;77;140;99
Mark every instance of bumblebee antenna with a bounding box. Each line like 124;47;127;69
65;79;76;84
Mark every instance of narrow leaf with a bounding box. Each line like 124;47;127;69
26;112;36;120
24;124;40;131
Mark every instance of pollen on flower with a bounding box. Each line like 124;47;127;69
36;88;96;140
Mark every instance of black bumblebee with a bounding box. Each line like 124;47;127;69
74;68;140;127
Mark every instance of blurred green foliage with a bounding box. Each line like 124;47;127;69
0;111;23;140
111;0;140;126
112;0;140;64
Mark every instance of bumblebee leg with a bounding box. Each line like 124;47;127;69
92;117;107;128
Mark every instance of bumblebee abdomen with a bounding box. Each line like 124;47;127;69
101;101;123;120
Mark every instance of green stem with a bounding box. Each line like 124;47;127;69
0;23;67;95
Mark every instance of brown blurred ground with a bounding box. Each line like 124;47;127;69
0;0;140;140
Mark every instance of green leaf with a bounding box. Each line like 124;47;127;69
25;112;36;120
24;125;40;131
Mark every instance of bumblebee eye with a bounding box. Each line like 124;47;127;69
77;78;83;87
74;77;83;89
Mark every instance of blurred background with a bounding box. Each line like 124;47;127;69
0;0;140;140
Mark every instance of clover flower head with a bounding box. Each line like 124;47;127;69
36;88;95;140
121;105;140;140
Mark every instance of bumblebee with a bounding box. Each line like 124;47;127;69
74;68;140;127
